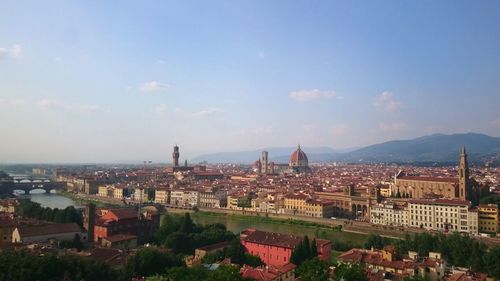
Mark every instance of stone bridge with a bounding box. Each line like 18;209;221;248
0;181;67;195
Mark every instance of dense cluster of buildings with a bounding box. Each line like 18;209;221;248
1;144;500;280
42;145;500;237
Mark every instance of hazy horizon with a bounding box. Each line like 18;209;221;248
1;1;500;163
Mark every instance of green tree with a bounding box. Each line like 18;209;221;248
311;238;318;256
484;246;500;279
166;266;209;281
179;213;195;233
295;257;329;281
120;248;183;280
334;263;368;281
227;238;246;265
206;265;248;281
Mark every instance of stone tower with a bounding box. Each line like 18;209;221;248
459;146;470;200
84;203;96;242
172;145;180;167
261;151;268;174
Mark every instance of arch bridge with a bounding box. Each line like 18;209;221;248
0;181;67;196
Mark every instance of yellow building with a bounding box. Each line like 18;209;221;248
154;188;169;204
98;185;109;197
478;204;499;234
113;187;125;199
284;194;333;218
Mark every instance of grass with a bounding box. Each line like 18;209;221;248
191;210;368;247
194;210;342;231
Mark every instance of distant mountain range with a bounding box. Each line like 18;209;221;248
190;133;500;166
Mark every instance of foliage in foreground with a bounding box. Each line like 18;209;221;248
0;250;117;281
295;257;329;281
154;213;235;254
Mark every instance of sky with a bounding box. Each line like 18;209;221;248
1;1;500;163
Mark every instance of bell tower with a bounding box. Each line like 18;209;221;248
261;151;268;174
172;145;180;167
458;146;470;200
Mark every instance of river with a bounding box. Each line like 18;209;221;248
191;213;368;246
29;191;82;209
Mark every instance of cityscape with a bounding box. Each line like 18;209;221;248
1;1;500;281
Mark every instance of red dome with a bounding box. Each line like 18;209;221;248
289;145;308;166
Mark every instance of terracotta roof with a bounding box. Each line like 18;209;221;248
409;198;471;207
397;176;458;183
17;223;81;238
197;241;231;252
289;145;308;164
103;234;137;243
242;229;330;249
103;208;138;221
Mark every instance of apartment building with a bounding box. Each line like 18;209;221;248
370;202;408;227
408;199;478;234
477;204;499;233
154;188;169;204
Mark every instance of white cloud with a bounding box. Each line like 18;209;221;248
192;107;223;118
373;91;402;112
36;99;63;111
0;98;25;108
153;104;167;114
139;81;169;93
0;44;22;60
379;122;408;131
289;89;336;102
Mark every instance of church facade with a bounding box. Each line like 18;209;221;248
393;147;471;200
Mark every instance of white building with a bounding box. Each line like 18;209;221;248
170;189;199;207
370;201;408;227
199;187;227;208
408;199;478;234
133;188;148;202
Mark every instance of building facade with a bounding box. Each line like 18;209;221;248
240;228;331;267
408;199;478;234
370;202;408;227
477;204;499;233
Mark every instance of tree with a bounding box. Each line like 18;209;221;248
334;263;368;281
364;234;388;250
295;257;329;281
484;246;500;279
120;248;183;280
164;232;195;254
227;238;246;265
206;265;248;281
166;266;209;281
311;238;318;256
179;213;195;233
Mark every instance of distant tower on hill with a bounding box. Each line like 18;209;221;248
261;151;269;174
459;146;470;200
172;145;180;167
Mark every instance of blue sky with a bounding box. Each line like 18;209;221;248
1;1;499;163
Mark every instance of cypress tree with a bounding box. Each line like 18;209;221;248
304;235;311;259
311;238;318;258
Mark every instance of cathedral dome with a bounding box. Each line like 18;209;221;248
289;145;308;167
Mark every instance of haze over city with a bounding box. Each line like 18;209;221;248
1;1;500;163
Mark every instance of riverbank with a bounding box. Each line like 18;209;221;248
189;210;371;247
57;190;122;208
194;210;342;231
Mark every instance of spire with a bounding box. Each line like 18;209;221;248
461;146;466;155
